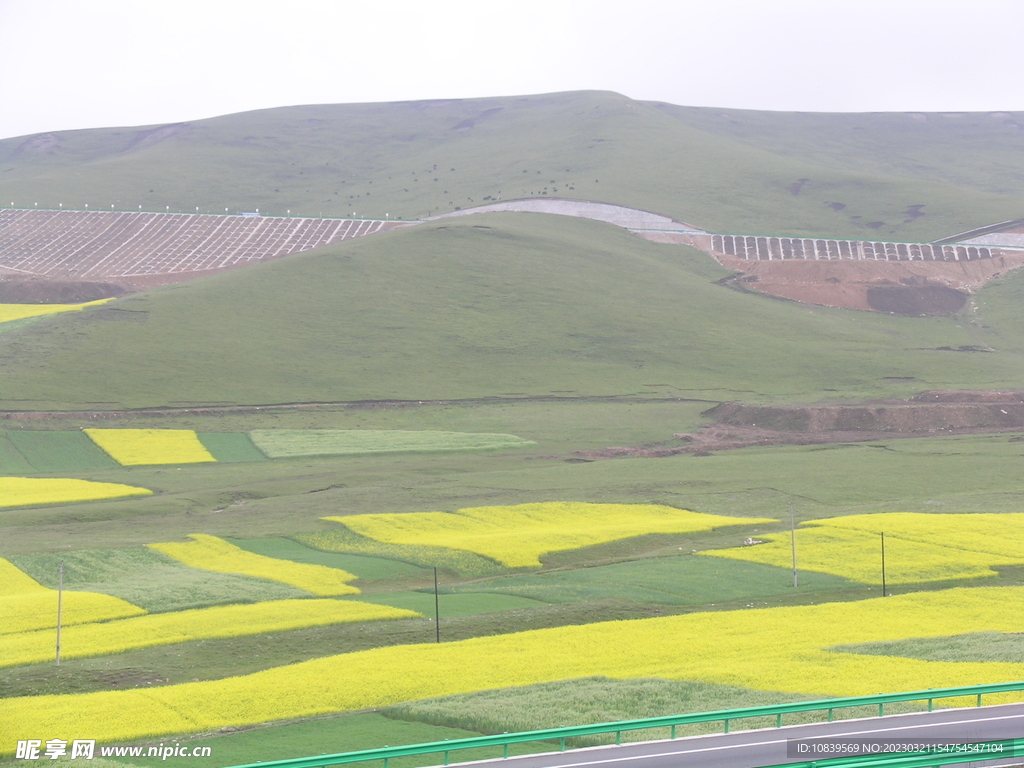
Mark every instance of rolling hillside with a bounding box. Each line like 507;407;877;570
5;93;1024;767
2;212;1023;411
3;91;1024;240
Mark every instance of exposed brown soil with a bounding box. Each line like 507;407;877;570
573;390;1024;459
711;254;1024;313
0;279;131;304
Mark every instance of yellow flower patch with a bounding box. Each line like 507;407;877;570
0;477;152;509
333;502;774;568
702;513;1024;584
84;429;216;466
0;558;145;634
0;598;417;668
2;587;1020;748
149;534;359;596
0;298;112;324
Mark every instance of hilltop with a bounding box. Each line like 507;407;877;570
4;91;1024;241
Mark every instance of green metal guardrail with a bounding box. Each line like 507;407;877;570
224;680;1024;768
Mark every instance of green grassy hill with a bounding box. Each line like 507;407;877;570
3;91;1024;240
660;104;1024;202
2;212;1023;411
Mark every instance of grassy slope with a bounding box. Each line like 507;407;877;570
1;213;1023;410
3;91;1023;240
833;632;1024;662
660;104;1024;203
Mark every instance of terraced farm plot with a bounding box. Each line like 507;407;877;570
704;512;1024;584
249;430;536;458
84;428;217;466
149;534;360;596
335;502;775;569
4;587;1020;748
7;430;118;472
448;555;854;605
197;432;267;462
0;558;144;634
231;537;425;581
0;476;151;509
0;598;418;668
11;547;306;613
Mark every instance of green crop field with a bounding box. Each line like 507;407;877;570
7;431;118;473
446;556;856;605
360;590;547;617
230;537;425;581
297;526;505;579
4;94;1024;768
0;433;35;474
249;429;535;458
10;547;306;612
196;433;267;463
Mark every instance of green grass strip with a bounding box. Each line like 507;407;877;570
358;591;547;617
833;631;1024;663
296;526;504;578
382;677;813;746
0;432;35;474
197;432;267;462
448;555;857;606
0;316;48;336
249;430;536;459
231;537;424;580
7;430;118;472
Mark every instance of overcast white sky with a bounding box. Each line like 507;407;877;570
1;0;1022;140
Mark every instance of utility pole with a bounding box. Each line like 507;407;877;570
55;561;64;666
881;532;887;598
433;567;441;643
790;505;798;588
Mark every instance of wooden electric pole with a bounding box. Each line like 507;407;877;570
433;567;441;643
790;505;798;588
55;560;64;666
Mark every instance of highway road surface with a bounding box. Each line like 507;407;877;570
459;703;1024;768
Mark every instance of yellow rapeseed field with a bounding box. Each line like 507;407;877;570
0;477;152;509
0;298;111;324
2;586;1020;748
0;558;145;634
0;598;417;668
333;502;774;568
703;513;1024;584
83;429;217;466
149;534;360;596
